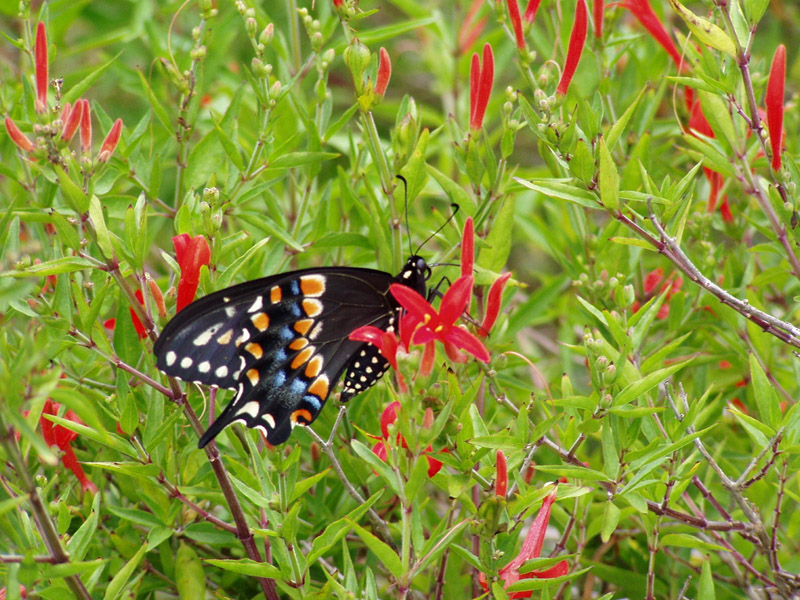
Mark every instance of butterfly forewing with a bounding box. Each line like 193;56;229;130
154;264;424;446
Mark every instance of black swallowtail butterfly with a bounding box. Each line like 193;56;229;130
154;255;431;447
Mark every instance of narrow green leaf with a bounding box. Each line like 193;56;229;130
270;152;339;168
176;543;206;600
601;502;621;543
64;53;121;104
103;545;147;600
749;353;780;429
698;559;716;600
669;0;737;57
613;359;693;406
515;178;599;209
203;559;282;578
89;195;114;259
478;195;515;272
606;86;646;150
598;138;619;211
348;520;404;579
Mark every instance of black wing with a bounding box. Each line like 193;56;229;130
154;267;398;446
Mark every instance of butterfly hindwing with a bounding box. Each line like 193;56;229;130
155;266;421;446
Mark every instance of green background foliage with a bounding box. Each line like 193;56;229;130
1;0;799;598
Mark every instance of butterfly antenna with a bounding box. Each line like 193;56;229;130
396;175;413;258
415;203;460;255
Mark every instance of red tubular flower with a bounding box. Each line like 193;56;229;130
720;196;733;224
469;43;495;131
61;98;84;142
80;99;92;154
5;117;36;153
462;217;474;277
98;118;123;162
376;47;392;97
371;402;445;477
129;289;148;339
621;0;684;71
480;485;569;597
35;22;49;113
391;275;490;363
507;0;525;49
557;0;588;96
524;0;541;23
594;0;604;38
333;0;344;7
40;400;97;493
495;450;508;498
766;44;786;170
173;233;211;312
481;272;513;336
149;278;167;318
643;267;664;294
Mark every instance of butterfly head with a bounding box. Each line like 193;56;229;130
396;255;430;296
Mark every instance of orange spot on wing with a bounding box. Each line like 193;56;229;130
291;408;313;425
270;286;282;303
217;329;234;344
247;368;260;386
291;347;314;369
289;338;308;350
302;299;323;317
245;342;263;359
251;312;270;331
300;275;326;297
305;356;323;378
308;375;330;399
294;319;313;335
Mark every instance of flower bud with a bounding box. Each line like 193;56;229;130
344;37;371;94
311;31;323;52
260;23;274;45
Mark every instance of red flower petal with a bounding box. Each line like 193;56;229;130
643;268;663;294
380;401;401;439
129;289;147;339
80;99;93;154
481;272;512;336
622;0;684;70
766;44;786;170
5;117;36;153
438;275;474;327
523;0;541;22
98;119;123;162
496;450;508;498
557;0;588;96
173;234;211;312
470;44;494;130
376;47;392;97
461;217;475;277
507;0;526;49
420;341;436;376
594;0;604;38
60;98;84;142
35;22;49;113
391;283;437;325
444;326;491;363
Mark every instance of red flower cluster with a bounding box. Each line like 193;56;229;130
470;43;495;131
173;234;212;312
40;400;97;493
5;22;123;161
370;402;445;478
480;484;570;597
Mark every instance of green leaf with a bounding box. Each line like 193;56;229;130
533;465;610;482
598;138;619;211
1;256;97;277
506;567;592;593
270;152;339;168
203;559;282;579
602;422;619;479
613;359;693;406
698;559;716;600
67;494;100;561
669;0;737;57
428;164;472;208
749;353;780;429
348;520;404;579
212;117;246;172
478;194;515;272
601;501;621;543
103;544;147;600
515;178;599;209
64;53;121;104
606;86;646;150
176;543;207;600
400;128;430;204
697;90;738;152
660;534;725;552
89;195;115;259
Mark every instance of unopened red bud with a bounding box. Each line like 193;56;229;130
61;98;84;142
148;279;167;318
35;22;49;113
80;99;92;154
5;117;37;153
495;450;508;498
98;119;123;162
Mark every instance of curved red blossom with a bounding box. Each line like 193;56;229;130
766;44;786;170
376;47;392;97
173;234;211;312
481;272;513;336
35;22;49;113
620;0;684;71
462;217;475;277
507;0;526;49
129;289;147;339
392;275;490;363
480;485;569;597
80;99;92;154
5;117;36;153
594;0;604;38
61;98;84;142
558;0;588;96
524;0;541;22
458;0;488;55
469;43;495;130
495;450;508;498
99;118;123;162
41;400;97;493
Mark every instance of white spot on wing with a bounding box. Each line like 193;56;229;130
193;323;222;346
166;351;177;366
247;296;264;313
225;306;237;317
181;357;193;369
238;401;260;419
263;414;276;428
198;361;211;373
215;365;229;378
309;322;323;340
235;329;250;346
